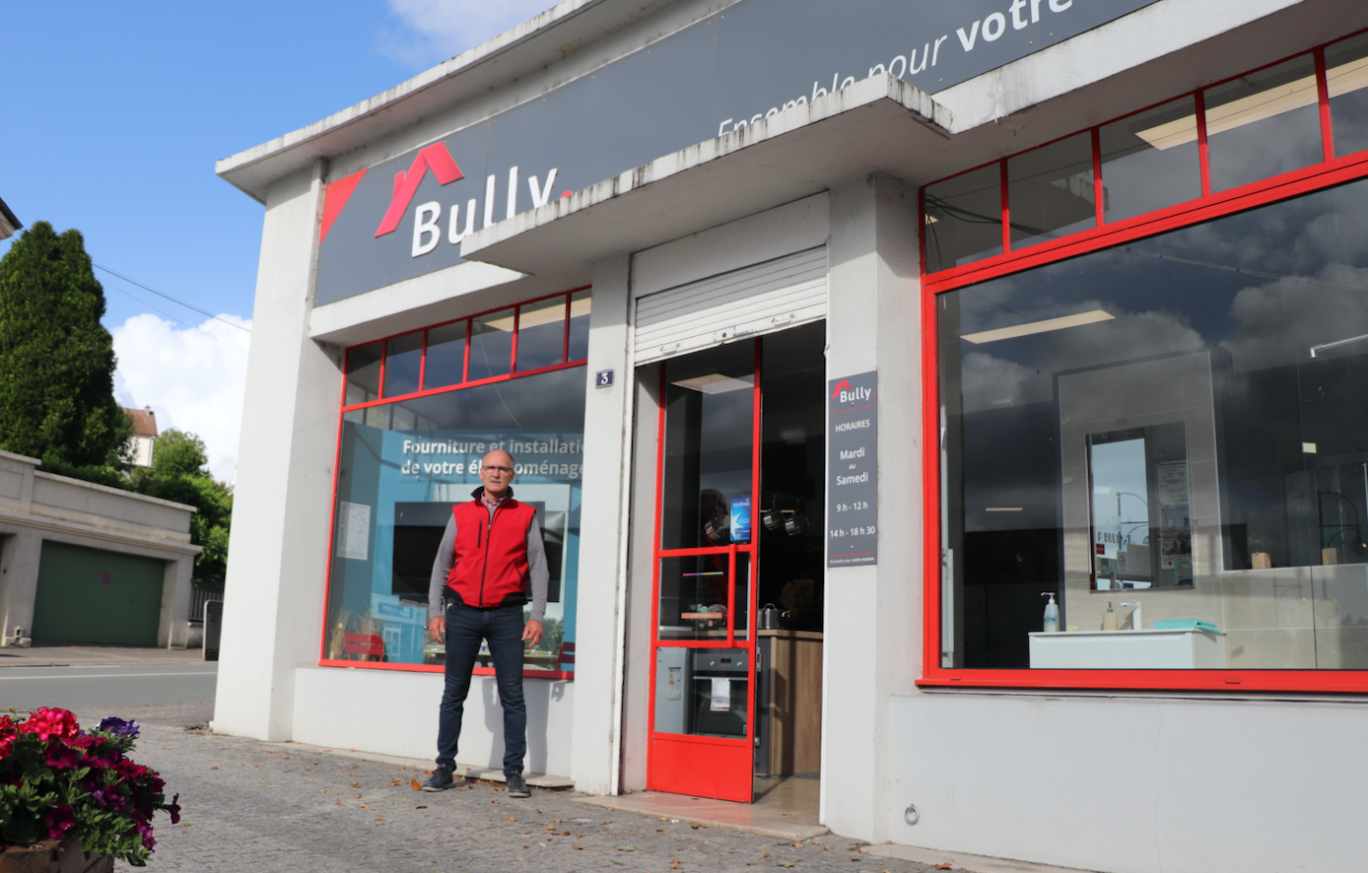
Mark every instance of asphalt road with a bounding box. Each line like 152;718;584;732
0;663;218;725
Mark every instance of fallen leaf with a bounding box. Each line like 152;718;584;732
691;824;701;830
359;804;369;808
562;832;571;836
376;816;383;821
516;858;524;862
416;805;428;809
352;781;360;788
935;865;953;871
545;824;555;830
180;823;192;828
657;829;665;833
793;843;804;848
506;816;517;821
389;778;403;786
573;846;584;851
209;765;218;770
762;852;771;858
523;846;529;850
778;864;795;869
334;798;340;806
824;847;832;851
618;845;635;852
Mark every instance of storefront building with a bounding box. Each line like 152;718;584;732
215;1;1368;870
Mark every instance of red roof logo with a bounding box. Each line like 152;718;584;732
831;380;852;399
374;143;464;238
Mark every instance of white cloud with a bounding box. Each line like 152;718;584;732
112;314;251;484
380;0;559;67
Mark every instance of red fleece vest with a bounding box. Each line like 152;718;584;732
445;497;535;608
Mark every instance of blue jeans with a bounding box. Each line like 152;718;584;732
436;603;526;775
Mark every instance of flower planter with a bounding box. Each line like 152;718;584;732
0;837;111;873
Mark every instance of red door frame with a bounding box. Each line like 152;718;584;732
645;340;763;803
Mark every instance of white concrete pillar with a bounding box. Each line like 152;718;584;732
568;254;633;795
0;530;43;645
212;161;344;741
157;555;195;649
822;173;924;843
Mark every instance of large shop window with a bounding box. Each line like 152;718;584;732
325;291;589;676
926;32;1368;690
937;176;1368;680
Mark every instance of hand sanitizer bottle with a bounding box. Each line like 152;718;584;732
1041;592;1060;633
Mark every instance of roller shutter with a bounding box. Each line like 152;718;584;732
634;247;827;364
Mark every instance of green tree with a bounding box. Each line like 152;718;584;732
149;429;209;478
134;429;232;588
0;221;132;466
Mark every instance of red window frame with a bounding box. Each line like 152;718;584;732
918;31;1368;693
320;286;590;679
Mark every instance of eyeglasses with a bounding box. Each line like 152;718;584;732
482;466;514;474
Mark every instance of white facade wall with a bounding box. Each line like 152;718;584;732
889;693;1368;873
292;668;576;776
212;164;340;740
821;174;923;843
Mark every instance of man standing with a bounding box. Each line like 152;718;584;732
423;449;547;798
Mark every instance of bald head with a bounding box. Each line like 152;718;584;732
480;450;515;500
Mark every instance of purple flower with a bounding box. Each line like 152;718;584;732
91;788;126;811
163;793;181;825
44;807;75;840
97;717;140;738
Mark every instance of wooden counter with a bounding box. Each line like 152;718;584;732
758;630;823;776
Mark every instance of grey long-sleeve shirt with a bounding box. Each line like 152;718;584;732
427;497;549;622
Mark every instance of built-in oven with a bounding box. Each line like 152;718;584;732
689;649;748;738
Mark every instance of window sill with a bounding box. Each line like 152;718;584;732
318;658;574;679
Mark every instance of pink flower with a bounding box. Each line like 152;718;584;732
44;742;81;769
0;715;15;760
44;807;76;840
20;707;81;741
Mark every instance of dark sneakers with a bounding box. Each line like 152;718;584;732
422;766;455;791
505;772;530;798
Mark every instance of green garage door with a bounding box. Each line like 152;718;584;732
31;542;165;645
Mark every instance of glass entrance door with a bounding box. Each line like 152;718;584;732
647;339;760;802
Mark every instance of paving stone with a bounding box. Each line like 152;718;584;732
117;724;940;873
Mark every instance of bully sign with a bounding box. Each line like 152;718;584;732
313;0;1161;306
828;371;878;567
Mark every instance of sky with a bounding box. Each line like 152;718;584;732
0;0;555;481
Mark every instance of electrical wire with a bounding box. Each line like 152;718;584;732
92;262;251;334
99;277;249;356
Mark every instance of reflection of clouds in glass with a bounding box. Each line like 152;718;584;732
960;311;1205;413
1153;182;1368;277
961;352;1034;413
1221;269;1368;372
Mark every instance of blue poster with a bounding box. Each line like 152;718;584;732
730;496;751;543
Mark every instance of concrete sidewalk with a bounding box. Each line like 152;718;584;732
0;643;206;668
120;724;944;873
